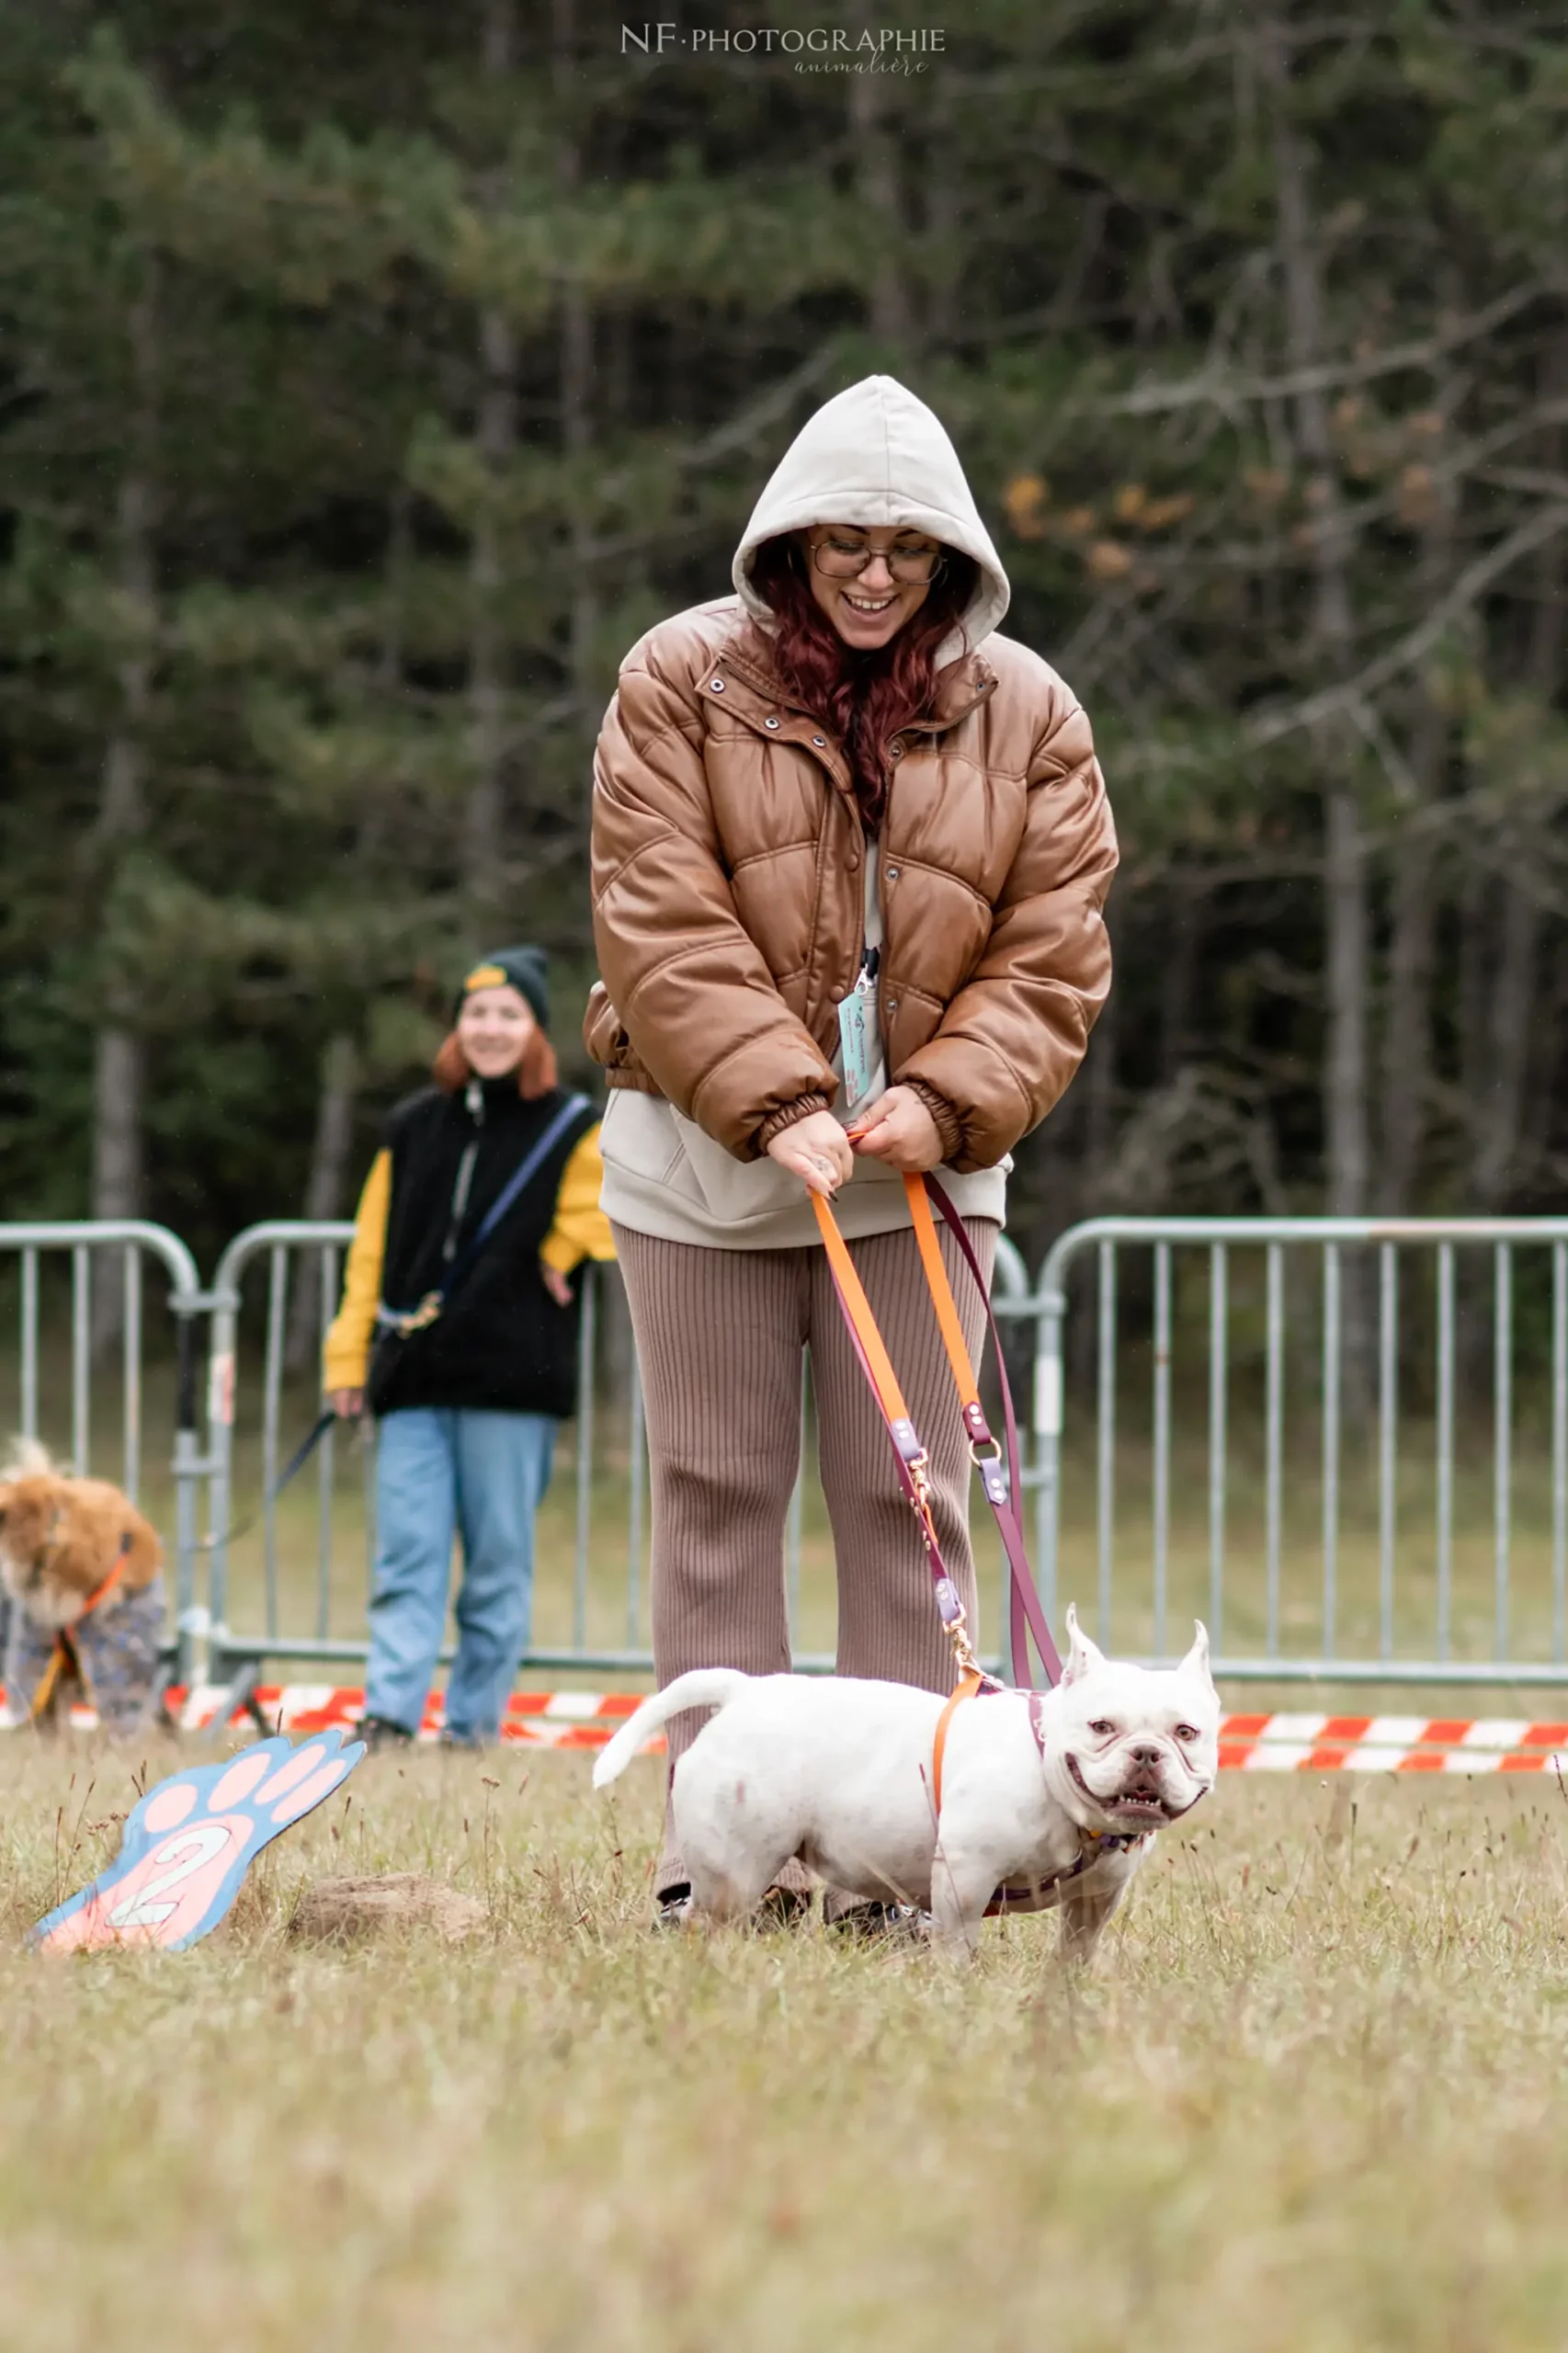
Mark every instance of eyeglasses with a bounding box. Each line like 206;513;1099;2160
810;532;945;585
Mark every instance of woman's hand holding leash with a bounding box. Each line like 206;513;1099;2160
328;1388;365;1420
766;1109;855;1197
768;1090;943;1197
847;1086;943;1172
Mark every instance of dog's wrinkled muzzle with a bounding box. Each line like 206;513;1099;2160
1066;1749;1199;1826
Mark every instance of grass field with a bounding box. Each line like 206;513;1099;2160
5;1733;1568;2351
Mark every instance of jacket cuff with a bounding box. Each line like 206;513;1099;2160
755;1094;832;1154
322;1340;370;1393
902;1080;963;1165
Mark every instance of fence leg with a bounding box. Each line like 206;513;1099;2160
172;1303;206;1697
205;1282;239;1693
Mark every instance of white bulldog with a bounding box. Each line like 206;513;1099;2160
593;1607;1221;1961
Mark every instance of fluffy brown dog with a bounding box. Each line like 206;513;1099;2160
0;1438;165;1731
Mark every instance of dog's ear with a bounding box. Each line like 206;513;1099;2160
1061;1602;1108;1688
1180;1619;1216;1692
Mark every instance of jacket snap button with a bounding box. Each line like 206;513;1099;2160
887;997;899;1013
886;866;900;881
812;733;825;747
765;716;780;729
710;677;725;691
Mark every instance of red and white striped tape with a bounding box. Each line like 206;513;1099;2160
1220;1711;1568;1774
175;1685;656;1748
5;1686;1567;1771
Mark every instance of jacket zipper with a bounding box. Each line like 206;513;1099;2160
443;1079;483;1263
872;861;889;1060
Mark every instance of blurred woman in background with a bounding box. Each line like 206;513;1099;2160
325;948;613;1748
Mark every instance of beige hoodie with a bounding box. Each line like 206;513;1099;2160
597;375;1015;1250
733;374;1011;663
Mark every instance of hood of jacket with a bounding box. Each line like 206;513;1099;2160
731;374;1011;665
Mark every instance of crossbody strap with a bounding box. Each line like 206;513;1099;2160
378;1093;590;1337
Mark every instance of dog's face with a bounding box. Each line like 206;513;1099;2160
1044;1606;1221;1836
0;1474;89;1626
0;1470;160;1629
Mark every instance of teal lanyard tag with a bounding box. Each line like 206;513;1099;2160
836;950;880;1111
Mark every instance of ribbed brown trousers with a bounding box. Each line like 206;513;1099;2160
612;1214;997;1896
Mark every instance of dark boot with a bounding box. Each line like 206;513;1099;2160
824;1898;926;1944
358;1712;415;1752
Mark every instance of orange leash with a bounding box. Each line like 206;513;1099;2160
809;1190;983;1684
930;1665;984;1816
903;1173;983;1422
809;1169;1065;1808
810;1191;918;1433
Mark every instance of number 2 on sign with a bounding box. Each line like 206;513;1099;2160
106;1824;233;1930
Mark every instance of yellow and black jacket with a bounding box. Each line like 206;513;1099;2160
324;1079;614;1418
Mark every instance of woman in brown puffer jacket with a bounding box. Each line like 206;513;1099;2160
586;373;1117;1927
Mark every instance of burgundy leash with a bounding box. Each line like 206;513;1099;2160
811;1172;1062;1690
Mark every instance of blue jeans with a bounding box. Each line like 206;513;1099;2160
366;1407;556;1742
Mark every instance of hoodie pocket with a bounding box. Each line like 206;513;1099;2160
669;1109;807;1225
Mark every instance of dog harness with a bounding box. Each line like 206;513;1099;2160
928;1677;1150;1911
25;1530;134;1722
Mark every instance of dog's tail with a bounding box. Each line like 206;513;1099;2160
591;1669;751;1790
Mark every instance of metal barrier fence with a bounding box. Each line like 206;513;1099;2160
0;1222;207;1682
201;1220;1036;1684
11;1211;1568;1696
1033;1218;1568;1687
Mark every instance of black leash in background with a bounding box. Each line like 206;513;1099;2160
197;1407;340;1555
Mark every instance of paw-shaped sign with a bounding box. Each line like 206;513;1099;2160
32;1730;364;1954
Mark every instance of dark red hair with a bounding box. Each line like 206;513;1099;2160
748;535;979;831
432;1028;558;1101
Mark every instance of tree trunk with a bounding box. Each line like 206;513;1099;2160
848;3;913;348
1472;341;1566;1211
92;277;158;1352
1158;875;1199;1088
1262;19;1370;1410
1472;893;1539;1210
918;79;959;347
285;1032;360;1374
1082;915;1119;1210
463;0;517;942
91;1027;145;1226
555;0;598;806
1379;445;1455;1213
1379;835;1437;1211
1458;869;1491;1163
1263;33;1366;1216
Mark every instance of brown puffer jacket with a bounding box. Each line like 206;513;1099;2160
585;603;1116;1176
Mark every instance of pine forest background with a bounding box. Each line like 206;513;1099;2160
3;0;1567;1291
